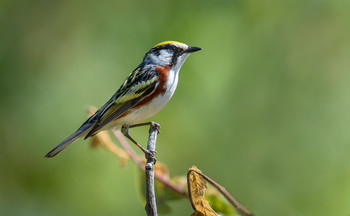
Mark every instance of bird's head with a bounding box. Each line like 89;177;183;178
143;41;201;68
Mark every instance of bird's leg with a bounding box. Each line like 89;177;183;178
121;122;160;161
127;122;161;134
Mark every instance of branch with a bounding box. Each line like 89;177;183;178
144;123;159;216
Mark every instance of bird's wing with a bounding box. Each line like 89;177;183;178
85;65;158;138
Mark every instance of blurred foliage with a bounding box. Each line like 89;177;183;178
1;0;350;215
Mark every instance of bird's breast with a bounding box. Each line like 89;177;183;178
110;66;179;127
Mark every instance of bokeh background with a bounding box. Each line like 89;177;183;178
1;0;350;215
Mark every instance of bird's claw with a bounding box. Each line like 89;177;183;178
149;122;161;134
145;149;157;164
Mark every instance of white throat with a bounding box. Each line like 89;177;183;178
166;52;190;93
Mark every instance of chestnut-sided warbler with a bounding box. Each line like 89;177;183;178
45;41;201;158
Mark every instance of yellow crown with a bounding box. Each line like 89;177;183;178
153;41;186;48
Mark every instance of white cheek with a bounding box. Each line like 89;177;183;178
159;50;172;63
149;50;172;65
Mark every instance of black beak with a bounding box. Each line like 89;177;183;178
186;46;202;53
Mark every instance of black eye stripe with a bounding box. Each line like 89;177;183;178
152;46;179;56
145;44;185;66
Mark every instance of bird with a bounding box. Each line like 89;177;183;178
45;41;201;158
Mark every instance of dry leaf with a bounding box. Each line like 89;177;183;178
188;166;218;216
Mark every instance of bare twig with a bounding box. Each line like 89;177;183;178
144;123;159;216
188;168;254;216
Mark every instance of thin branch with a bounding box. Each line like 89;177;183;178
188;168;254;216
144;123;159;216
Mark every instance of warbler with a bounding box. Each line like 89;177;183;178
45;41;201;158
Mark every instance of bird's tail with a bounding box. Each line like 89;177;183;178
45;123;93;158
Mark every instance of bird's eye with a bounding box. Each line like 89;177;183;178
169;48;175;52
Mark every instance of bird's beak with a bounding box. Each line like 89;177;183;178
186;46;202;53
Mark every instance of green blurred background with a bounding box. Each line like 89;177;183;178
1;0;350;215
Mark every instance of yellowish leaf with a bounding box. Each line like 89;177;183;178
188;166;218;216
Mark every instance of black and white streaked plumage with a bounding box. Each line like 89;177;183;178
45;41;201;157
